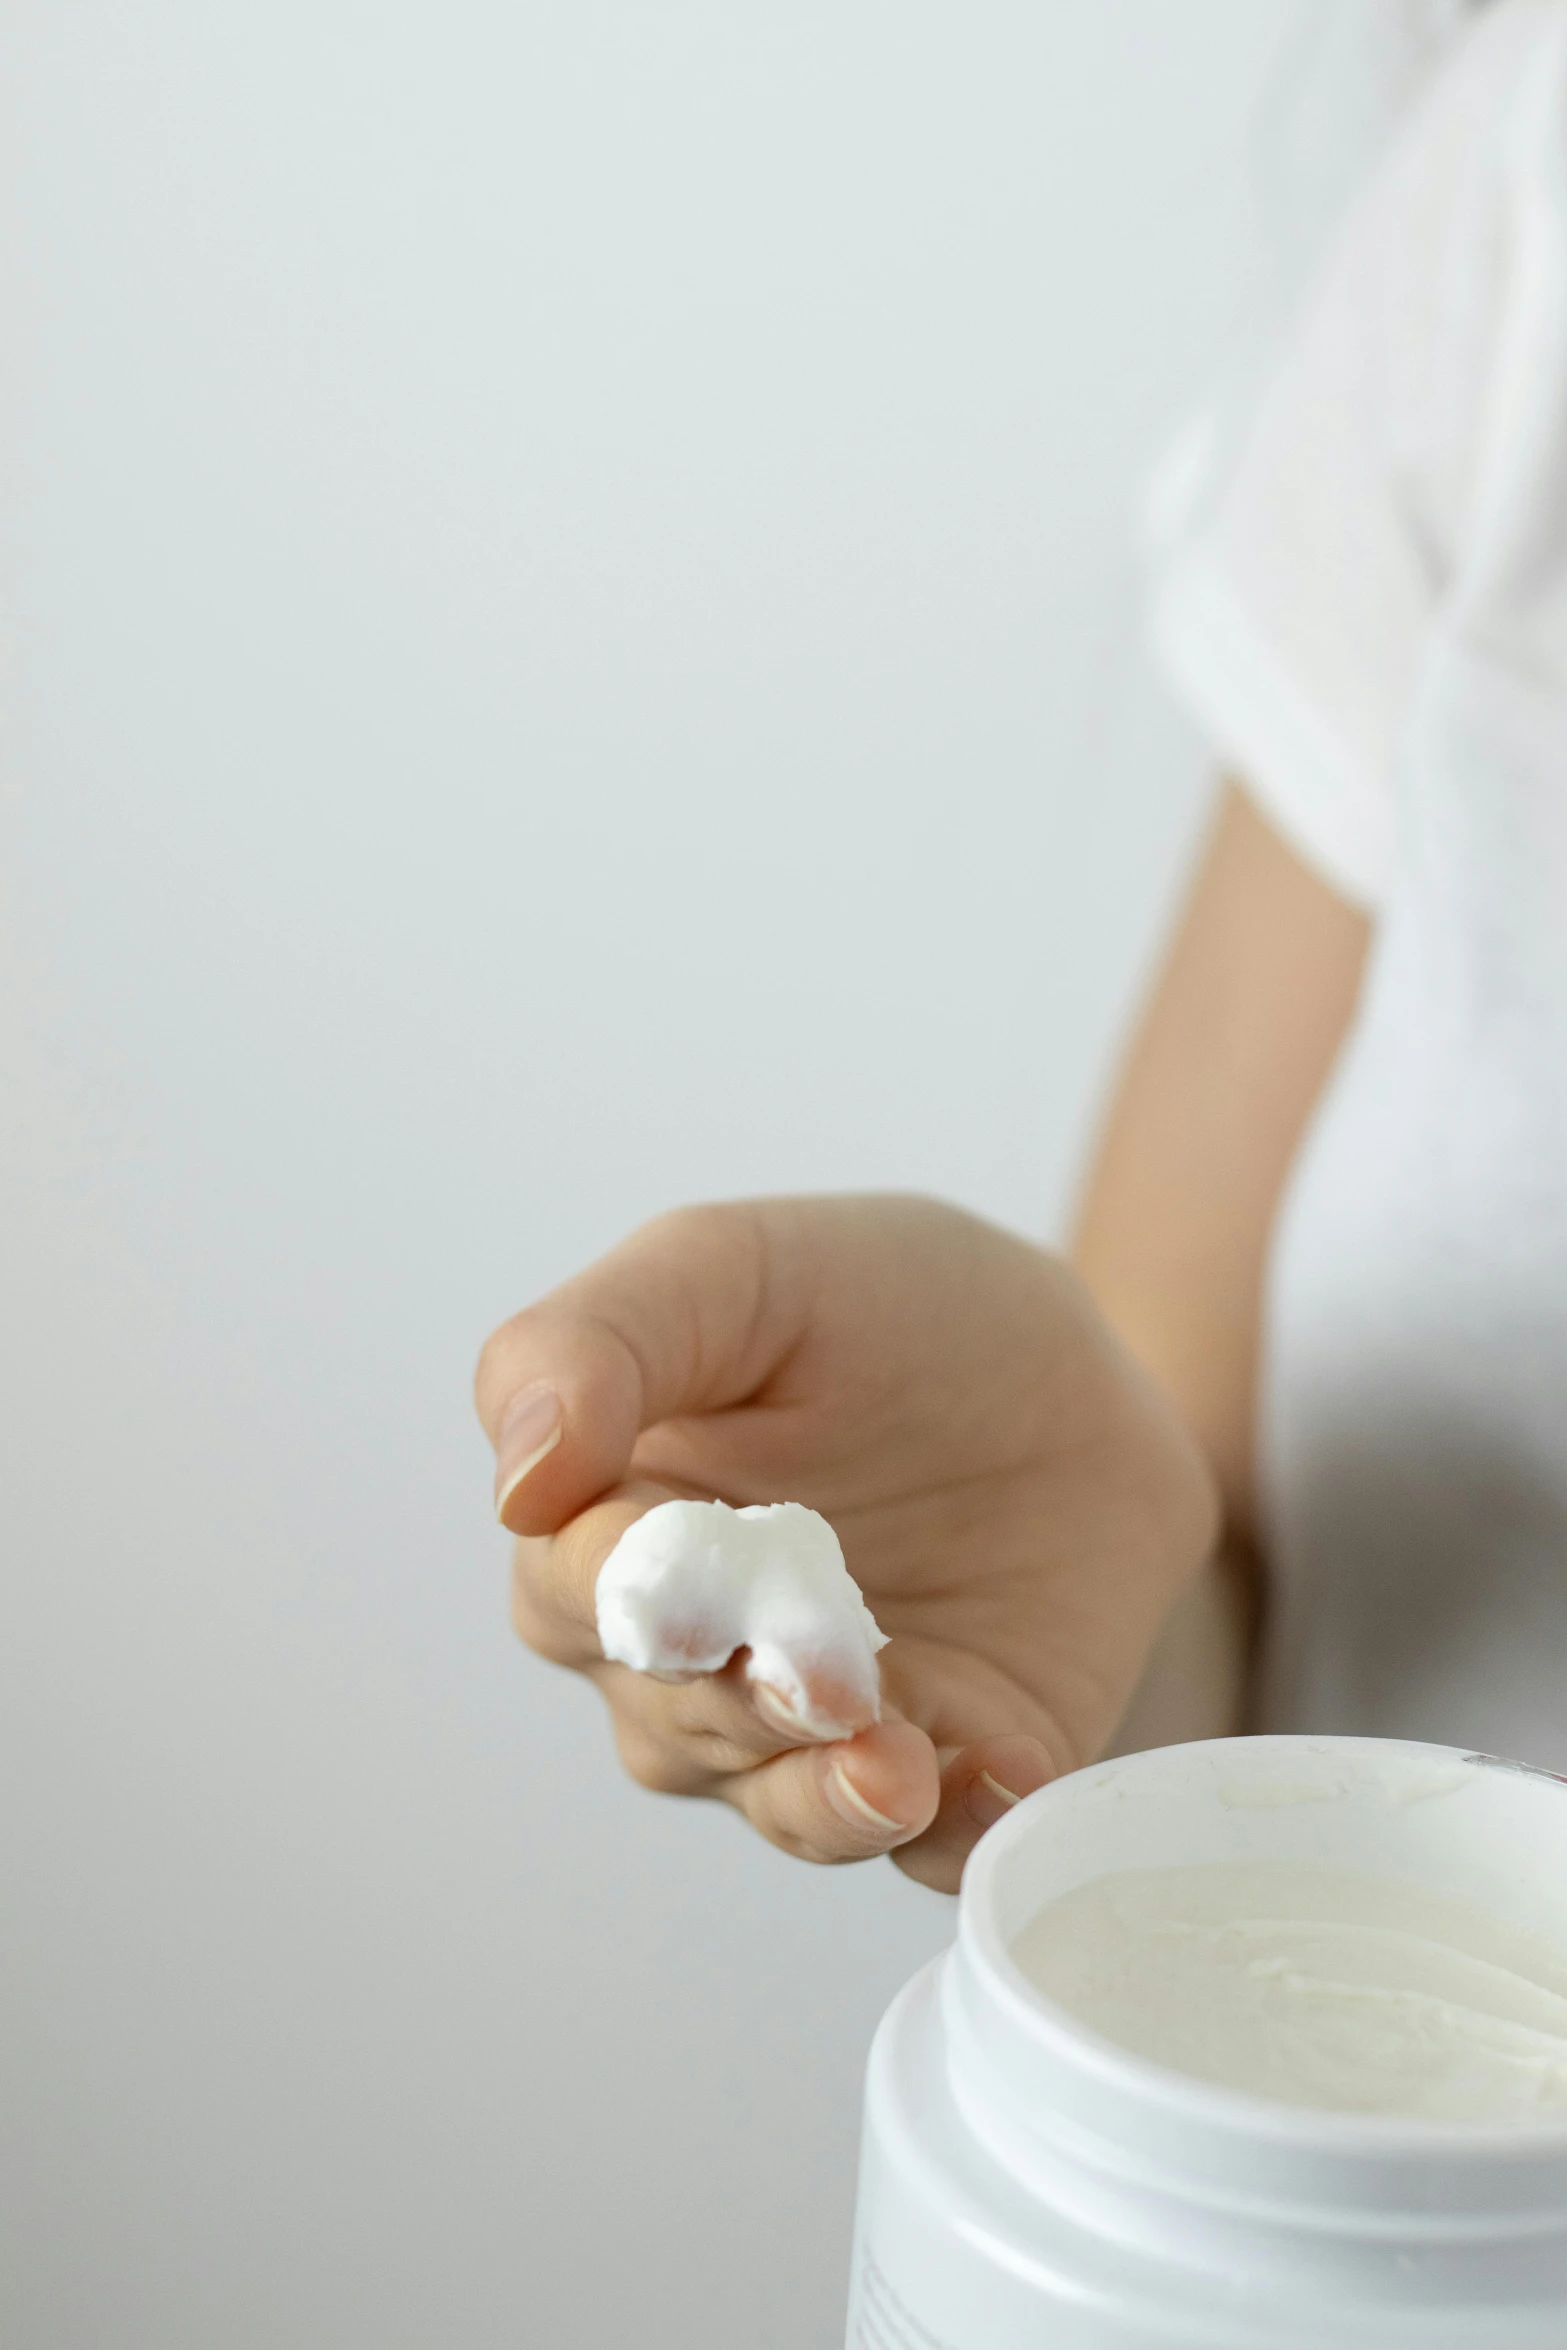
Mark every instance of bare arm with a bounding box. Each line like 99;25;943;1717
1073;782;1371;1746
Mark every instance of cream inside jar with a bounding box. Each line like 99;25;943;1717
1012;1858;1567;2124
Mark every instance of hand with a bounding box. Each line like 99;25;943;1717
475;1196;1218;1892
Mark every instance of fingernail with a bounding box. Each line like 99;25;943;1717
964;1770;1025;1833
752;1682;817;1739
493;1384;563;1521
827;1760;908;1840
752;1682;846;1743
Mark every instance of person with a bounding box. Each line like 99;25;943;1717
476;0;1567;1896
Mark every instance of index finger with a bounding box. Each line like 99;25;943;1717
475;1202;795;1536
509;1484;665;1661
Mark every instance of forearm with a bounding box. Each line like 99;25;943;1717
1068;780;1369;1748
1071;785;1369;1529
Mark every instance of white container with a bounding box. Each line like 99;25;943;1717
845;1736;1567;2348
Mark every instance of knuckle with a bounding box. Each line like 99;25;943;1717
474;1314;528;1418
640;1197;759;1271
642;1199;726;1245
661;1685;763;1774
509;1543;593;1667
612;1721;702;1796
474;1324;503;1390
509;1589;574;1668
684;1726;757;1775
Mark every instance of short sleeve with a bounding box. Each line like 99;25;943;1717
1152;1;1551;909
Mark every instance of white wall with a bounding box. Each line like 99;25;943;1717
0;5;1393;2344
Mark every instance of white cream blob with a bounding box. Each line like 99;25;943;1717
595;1498;888;1739
1013;1861;1567;2124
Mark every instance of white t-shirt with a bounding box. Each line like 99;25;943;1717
1156;0;1567;1764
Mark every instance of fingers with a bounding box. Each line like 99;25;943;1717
514;1502;1064;1885
512;1487;878;1733
476;1204;796;1536
596;1667;1052;1880
718;1719;942;1864
524;1549;942;1864
514;1500;881;1770
890;1734;1057;1894
594;1652;847;1793
519;1523;1053;1883
509;1488;663;1666
542;1578;938;1854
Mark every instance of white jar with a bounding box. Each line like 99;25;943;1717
846;1736;1567;2348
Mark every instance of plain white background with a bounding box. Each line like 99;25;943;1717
0;6;1429;2344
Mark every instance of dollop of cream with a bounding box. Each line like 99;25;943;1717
1012;1862;1567;2123
595;1498;888;1739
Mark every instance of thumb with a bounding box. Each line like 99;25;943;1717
475;1202;792;1536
